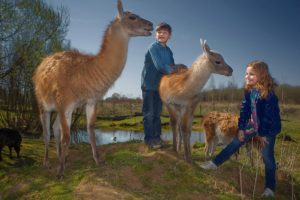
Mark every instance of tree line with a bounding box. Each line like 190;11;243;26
0;0;70;133
198;84;300;105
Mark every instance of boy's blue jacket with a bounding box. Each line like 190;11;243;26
141;41;174;91
238;89;281;137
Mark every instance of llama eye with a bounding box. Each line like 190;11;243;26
129;16;137;20
216;61;221;64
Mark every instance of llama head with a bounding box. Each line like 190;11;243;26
117;0;153;37
200;39;233;76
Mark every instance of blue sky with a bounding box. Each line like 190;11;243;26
45;0;300;98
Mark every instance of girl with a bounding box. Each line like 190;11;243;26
200;61;281;197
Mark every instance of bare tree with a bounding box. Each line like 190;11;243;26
0;0;70;134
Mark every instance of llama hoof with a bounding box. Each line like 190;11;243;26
44;166;52;170
43;162;51;169
172;147;178;152
95;158;105;166
184;156;193;163
65;155;69;163
57;167;65;180
56;174;64;180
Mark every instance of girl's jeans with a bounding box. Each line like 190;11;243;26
142;90;162;143
212;133;277;191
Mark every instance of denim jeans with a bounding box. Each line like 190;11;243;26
142;90;162;143
212;133;277;191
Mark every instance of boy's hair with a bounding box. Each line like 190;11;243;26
155;22;172;34
245;60;277;99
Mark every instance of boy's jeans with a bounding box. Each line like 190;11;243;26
142;90;162;143
212;132;277;191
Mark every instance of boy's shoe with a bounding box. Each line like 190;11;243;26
261;188;274;197
155;138;170;148
150;143;162;150
200;160;218;170
145;140;161;150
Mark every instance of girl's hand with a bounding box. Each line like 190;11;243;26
238;130;245;142
258;136;268;147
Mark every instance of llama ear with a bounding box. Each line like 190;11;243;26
200;39;211;54
200;38;204;46
117;0;124;18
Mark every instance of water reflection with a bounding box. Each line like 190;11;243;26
71;129;204;146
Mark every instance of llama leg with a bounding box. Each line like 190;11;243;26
181;126;192;163
178;125;183;151
205;136;216;158
203;122;216;158
57;109;72;179
204;128;211;159
53;115;61;159
204;142;209;159
186;131;192;162
86;103;102;165
206;141;213;158
40;109;51;168
166;105;179;152
181;109;193;163
176;106;183;151
182;104;197;163
210;136;219;157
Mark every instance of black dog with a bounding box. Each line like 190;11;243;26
0;128;22;161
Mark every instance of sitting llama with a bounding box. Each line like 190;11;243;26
202;111;260;165
159;39;233;162
32;0;153;179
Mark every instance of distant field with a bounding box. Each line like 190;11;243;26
94;102;300;136
96;101;300;119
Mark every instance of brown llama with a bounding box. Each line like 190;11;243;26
159;39;233;162
32;0;153;178
202;111;260;165
202;112;238;158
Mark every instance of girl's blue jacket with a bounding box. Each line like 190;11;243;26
238;90;281;137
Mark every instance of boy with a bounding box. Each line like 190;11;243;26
141;22;185;149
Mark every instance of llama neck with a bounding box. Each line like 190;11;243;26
96;19;129;77
188;55;212;92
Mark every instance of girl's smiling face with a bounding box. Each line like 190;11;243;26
245;66;258;87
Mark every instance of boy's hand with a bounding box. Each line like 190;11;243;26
238;130;245;142
171;64;188;73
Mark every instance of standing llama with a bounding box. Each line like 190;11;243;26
32;0;153;178
159;39;233;162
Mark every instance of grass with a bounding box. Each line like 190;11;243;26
1;133;299;199
0;103;299;199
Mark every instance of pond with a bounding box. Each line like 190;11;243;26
71;129;205;146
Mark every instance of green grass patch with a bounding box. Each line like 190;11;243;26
1;103;300;199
